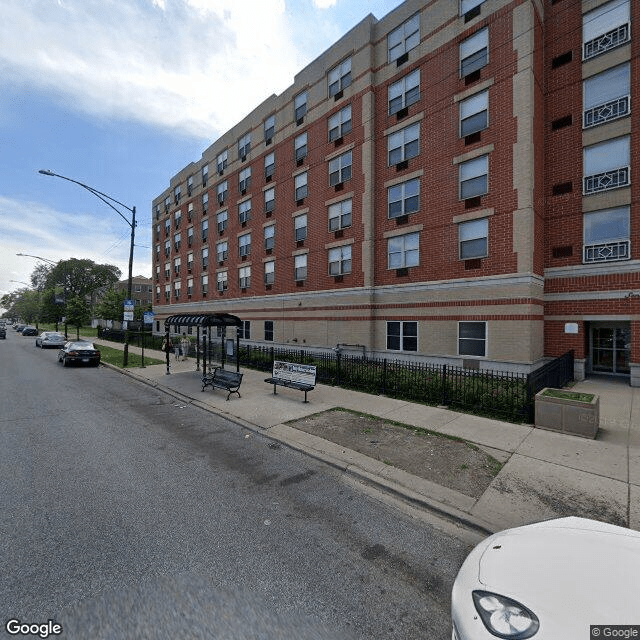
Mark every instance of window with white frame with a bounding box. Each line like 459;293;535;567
264;115;275;143
295;132;308;162
328;245;352;275
328;57;352;97
388;232;419;269
174;256;181;276
264;320;274;341
294;254;307;281
201;274;209;295
264;224;275;250
388;13;420;62
174;232;181;251
459;218;488;259
328;199;352;231
460;27;488;78
187;175;194;196
264;260;275;285
265;152;275;179
202;247;209;268
239;199;252;224
328;106;352;143
460;89;488;137
174;280;181;299
187;278;193;296
164;196;171;212
295;172;308;201
187;252;193;271
583;63;630;128
155;265;160;281
386;321;417;351
217;210;228;234
187;202;193;222
388;70;420;115
201;219;209;241
264;187;275;213
202;164;208;187
216;149;227;174
164;284;171;301
329;150;352;186
388;178;420;218
165;218;171;235
460;0;485;17
294;91;307;122
238;132;251;159
217;180;228;204
239;233;251;257
388;123;419;165
202;192;209;214
187;227;194;246
238;320;251;339
459;154;488;199
164;239;171;257
216;240;228;263
583;0;629;61
583;136;630;195
216;271;227;291
156;285;160;301
458;321;486;356
294;214;308;242
164;262;170;279
174;210;182;228
155;244;160;261
239;266;251;289
583;206;630;263
239;167;251;193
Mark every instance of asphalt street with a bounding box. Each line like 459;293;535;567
0;333;477;639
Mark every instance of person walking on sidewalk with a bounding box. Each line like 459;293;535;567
180;334;190;361
162;336;174;358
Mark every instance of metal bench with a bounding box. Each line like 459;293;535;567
201;367;243;400
265;361;316;403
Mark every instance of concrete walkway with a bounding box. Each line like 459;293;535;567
91;337;640;534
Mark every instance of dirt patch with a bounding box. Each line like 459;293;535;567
287;408;503;499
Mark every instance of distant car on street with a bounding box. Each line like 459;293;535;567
451;516;640;639
14;324;25;332
0;326;6;339
57;341;101;367
35;331;66;349
21;326;38;336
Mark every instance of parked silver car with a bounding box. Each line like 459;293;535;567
35;331;66;349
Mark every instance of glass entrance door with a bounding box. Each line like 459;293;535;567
592;326;630;375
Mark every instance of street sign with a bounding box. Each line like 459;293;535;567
143;311;155;325
124;299;134;311
123;311;134;321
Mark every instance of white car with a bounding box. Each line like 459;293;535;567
35;331;66;349
451;517;640;639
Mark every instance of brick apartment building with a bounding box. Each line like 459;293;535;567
115;276;153;308
152;0;639;384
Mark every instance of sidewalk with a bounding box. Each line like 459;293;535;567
91;337;640;534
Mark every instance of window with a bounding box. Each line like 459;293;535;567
239;167;251;193
164;196;171;212
187;227;194;246
460;89;488;137
386;321;417;351
164;262;170;279
264;224;275;250
583;206;630;263
294;214;308;242
583;63;630;128
459;154;488;199
165;218;171;235
174;232;181;251
216;240;228;263
217;180;228;205
328;199;352;231
388;13;420;63
388;70;420;115
461;0;485;17
328;57;352;97
201;164;209;187
388;178;420;218
164;284;171;302
174;185;181;204
264;260;275;285
187;203;193;222
264;187;275;213
202;247;209;269
217;210;228;234
459;321;486;356
328;245;352;275
328;105;352;142
388;123;419;165
187;252;193;271
238;320;251;339
583;136;629;195
202;274;209;295
294;254;307;281
264;115;275;143
388;232;419;269
264;152;275;180
201;219;209;242
295;132;308;162
295;172;308;201
187;278;193;296
216;149;228;174
294;91;307;123
187;175;193;196
239;233;252;257
583;0;629;60
216;271;227;292
156;285;161;301
164;239;171;257
174;281;181;299
460;27;488;78
239;266;251;289
174;257;181;275
238;132;251;160
329;150;352;186
264;320;274;341
459;218;488;259
239;199;252;224
202;192;209;214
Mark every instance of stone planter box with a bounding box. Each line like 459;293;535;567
534;388;599;438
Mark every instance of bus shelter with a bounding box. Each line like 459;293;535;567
163;313;242;376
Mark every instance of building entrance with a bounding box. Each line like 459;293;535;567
590;322;631;376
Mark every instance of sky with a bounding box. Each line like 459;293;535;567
0;0;403;313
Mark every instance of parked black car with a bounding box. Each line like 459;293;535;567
57;341;101;367
21;326;38;336
0;327;6;339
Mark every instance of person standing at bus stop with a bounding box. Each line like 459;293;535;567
180;334;190;361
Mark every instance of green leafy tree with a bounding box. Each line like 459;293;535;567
65;296;91;340
44;259;121;303
38;288;64;328
95;287;127;322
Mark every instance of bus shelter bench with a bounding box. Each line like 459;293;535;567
264;361;316;403
201;367;243;401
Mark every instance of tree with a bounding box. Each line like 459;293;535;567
44;259;121;303
65;296;91;340
95;287;126;322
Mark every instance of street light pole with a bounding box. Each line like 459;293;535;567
38;170;136;367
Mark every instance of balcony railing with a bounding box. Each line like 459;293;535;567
583;24;629;60
583;96;630;128
583;166;629;195
583;239;630;263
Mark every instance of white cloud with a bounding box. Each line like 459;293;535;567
312;0;338;7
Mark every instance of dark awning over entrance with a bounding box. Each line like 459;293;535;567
164;313;242;329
